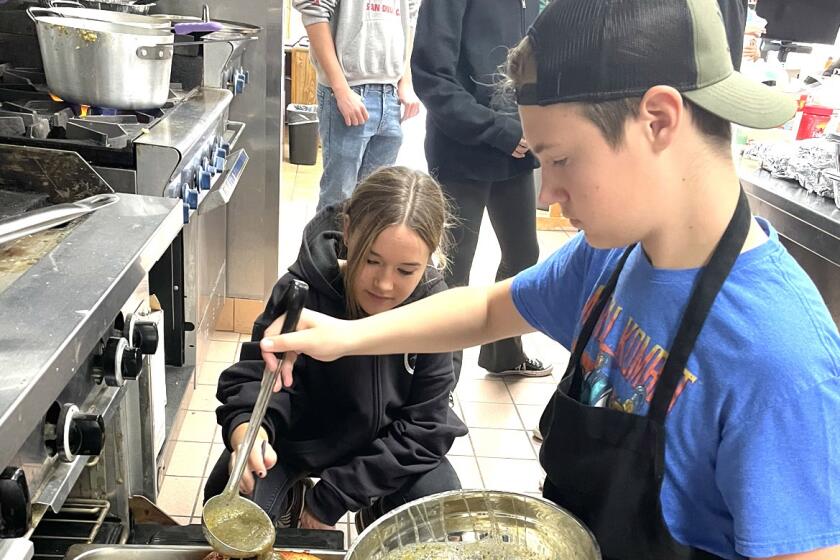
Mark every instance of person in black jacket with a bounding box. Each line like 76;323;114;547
204;166;466;532
411;0;552;380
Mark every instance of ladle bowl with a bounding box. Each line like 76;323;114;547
201;494;274;558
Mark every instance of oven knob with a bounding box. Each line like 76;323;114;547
234;75;246;95
95;336;127;386
220;141;231;153
243;69;250;84
183;183;198;209
0;467;31;538
126;315;160;355
213;154;226;173
182;201;190;224
203;157;217;177
121;345;144;380
198;169;212;191
55;404;105;462
96;337;142;386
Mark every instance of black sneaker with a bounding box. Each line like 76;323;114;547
276;478;312;529
486;357;553;378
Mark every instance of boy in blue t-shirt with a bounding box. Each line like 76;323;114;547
259;0;840;558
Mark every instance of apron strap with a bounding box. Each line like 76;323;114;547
648;189;752;422
567;244;636;400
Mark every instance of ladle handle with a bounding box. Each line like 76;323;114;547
223;279;309;498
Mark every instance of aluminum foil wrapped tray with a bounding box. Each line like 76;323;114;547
743;138;840;199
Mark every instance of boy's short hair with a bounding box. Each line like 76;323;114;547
509;0;795;132
583;97;732;150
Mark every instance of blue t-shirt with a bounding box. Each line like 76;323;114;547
511;219;840;559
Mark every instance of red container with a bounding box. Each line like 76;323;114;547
796;105;834;140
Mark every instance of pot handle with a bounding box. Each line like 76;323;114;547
26;6;63;21
172;21;223;35
136;33;257;56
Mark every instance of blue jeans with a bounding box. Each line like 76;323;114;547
316;83;403;210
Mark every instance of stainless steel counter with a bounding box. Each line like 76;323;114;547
739;167;840;326
740;167;840;264
0;194;182;471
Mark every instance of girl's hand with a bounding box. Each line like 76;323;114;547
299;507;335;530
228;423;277;495
260;309;351;391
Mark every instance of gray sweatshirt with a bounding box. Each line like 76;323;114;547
293;0;419;87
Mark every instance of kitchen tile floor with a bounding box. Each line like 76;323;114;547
158;109;578;549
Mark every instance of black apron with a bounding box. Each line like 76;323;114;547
539;190;752;560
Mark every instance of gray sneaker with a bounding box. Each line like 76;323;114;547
486;357;553;378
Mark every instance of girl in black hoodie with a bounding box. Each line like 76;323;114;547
205;167;467;533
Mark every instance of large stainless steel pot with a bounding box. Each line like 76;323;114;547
27;11;173;109
345;489;601;560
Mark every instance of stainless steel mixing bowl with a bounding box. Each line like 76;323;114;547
345;489;601;560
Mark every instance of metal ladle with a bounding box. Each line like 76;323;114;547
202;280;309;558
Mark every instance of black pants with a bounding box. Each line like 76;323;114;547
204;450;461;525
442;172;539;379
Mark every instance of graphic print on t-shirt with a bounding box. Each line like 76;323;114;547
366;0;401;19
576;286;698;414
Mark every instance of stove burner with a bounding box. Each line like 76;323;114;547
0;64;182;151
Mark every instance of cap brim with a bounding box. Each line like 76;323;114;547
683;72;797;130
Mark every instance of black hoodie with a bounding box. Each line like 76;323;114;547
215;206;467;525
411;0;746;184
411;0;540;183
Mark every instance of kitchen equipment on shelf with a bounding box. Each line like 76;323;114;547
0;193;119;246
201;280;308;558
345;489;601;560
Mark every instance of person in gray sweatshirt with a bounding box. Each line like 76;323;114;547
293;0;421;211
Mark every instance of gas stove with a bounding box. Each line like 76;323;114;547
0;64;183;165
0;146;183;559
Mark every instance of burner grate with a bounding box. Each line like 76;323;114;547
30;499;111;560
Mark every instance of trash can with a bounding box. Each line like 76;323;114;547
287;103;319;165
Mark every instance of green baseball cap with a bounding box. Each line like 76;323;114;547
516;0;797;129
